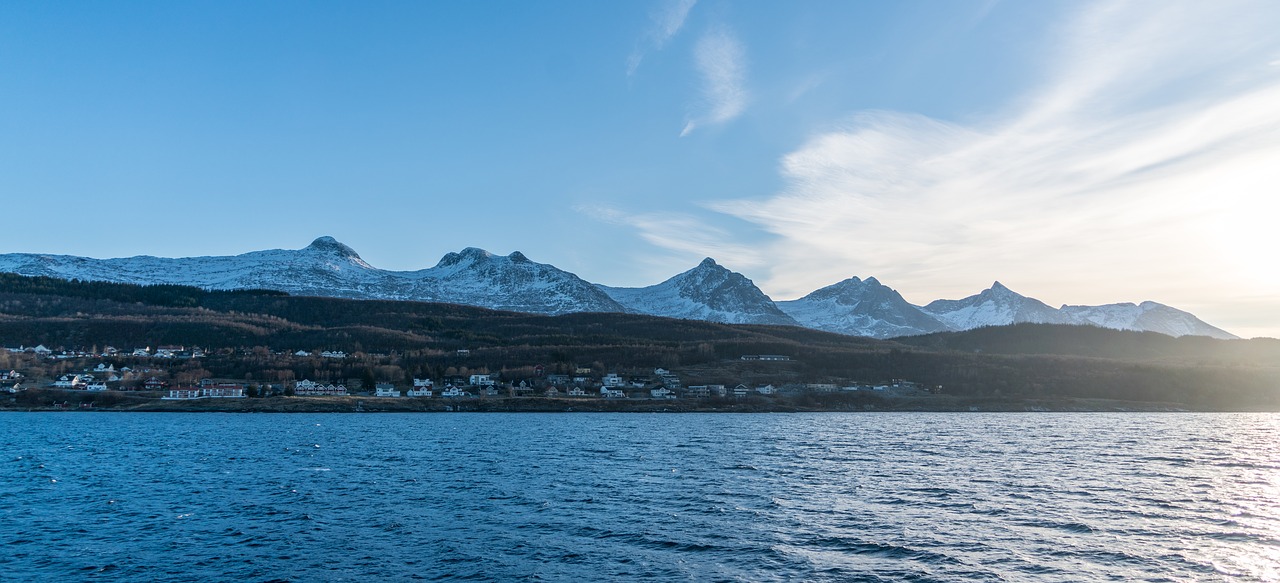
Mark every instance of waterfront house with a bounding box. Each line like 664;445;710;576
756;384;777;395
602;373;625;388
294;380;348;396
468;374;495;387
650;387;676;399
566;387;587;397
164;387;202;400
375;383;401;397
440;385;471;398
732;384;750;398
407;378;434;397
600;386;625;399
86;382;109;392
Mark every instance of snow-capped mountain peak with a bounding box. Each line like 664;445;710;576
1059;300;1238;340
923;282;1069;329
777;276;950;338
599;260;797;326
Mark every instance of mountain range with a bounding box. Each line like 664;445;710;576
0;236;1238;340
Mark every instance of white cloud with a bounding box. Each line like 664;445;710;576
681;26;748;136
594;1;1280;334
699;0;1280;335
628;0;697;76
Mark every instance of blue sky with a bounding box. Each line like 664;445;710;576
2;1;1278;338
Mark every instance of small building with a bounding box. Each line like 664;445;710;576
650;387;676;399
566;387;587;397
440;385;471;398
163;388;202;400
740;354;791;361
602;373;625;388
375;383;401;397
294;380;348;396
469;374;495;387
86;382;109;392
407;378;434;397
600;387;625;399
756;384;777;395
731;384;750;398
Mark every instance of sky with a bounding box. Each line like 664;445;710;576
1;0;1278;338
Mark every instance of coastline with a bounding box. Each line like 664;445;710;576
0;389;1215;413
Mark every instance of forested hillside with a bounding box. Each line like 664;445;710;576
1;274;1277;410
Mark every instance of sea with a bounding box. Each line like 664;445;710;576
2;412;1278;582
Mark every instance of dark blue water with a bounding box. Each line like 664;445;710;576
3;412;1278;582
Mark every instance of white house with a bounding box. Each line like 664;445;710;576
408;378;434;397
650;387;676;399
566;387;587;397
375;383;401;397
441;385;471;398
320;350;346;359
602;373;625;388
294;350;311;357
600;387;625;399
468;374;494;387
294;380;348;396
86;382;109;392
756;384;777;395
53;375;84;389
163;388;202;400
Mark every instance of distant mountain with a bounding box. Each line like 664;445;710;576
1060;301;1238;340
923;281;1071;330
0;237;622;316
0;237;1240;339
777;276;950;338
403;248;626;315
598;258;798;326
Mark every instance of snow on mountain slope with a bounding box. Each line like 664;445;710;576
923;282;1072;330
0;237;622;315
777;276;950;338
0;236;400;298
598;258;798;326
1060;301;1238;340
0;238;1241;338
404;248;626;314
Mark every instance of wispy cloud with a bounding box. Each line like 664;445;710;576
575;203;767;274
594;1;1280;334
696;0;1280;334
681;26;748;136
628;0;697;77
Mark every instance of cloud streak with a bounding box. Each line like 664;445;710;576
698;0;1280;336
681;26;748;136
601;0;1280;335
628;0;697;77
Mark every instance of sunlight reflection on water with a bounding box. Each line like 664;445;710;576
2;412;1278;582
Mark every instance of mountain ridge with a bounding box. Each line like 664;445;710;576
0;236;1238;339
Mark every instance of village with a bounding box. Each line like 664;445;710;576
0;343;938;405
